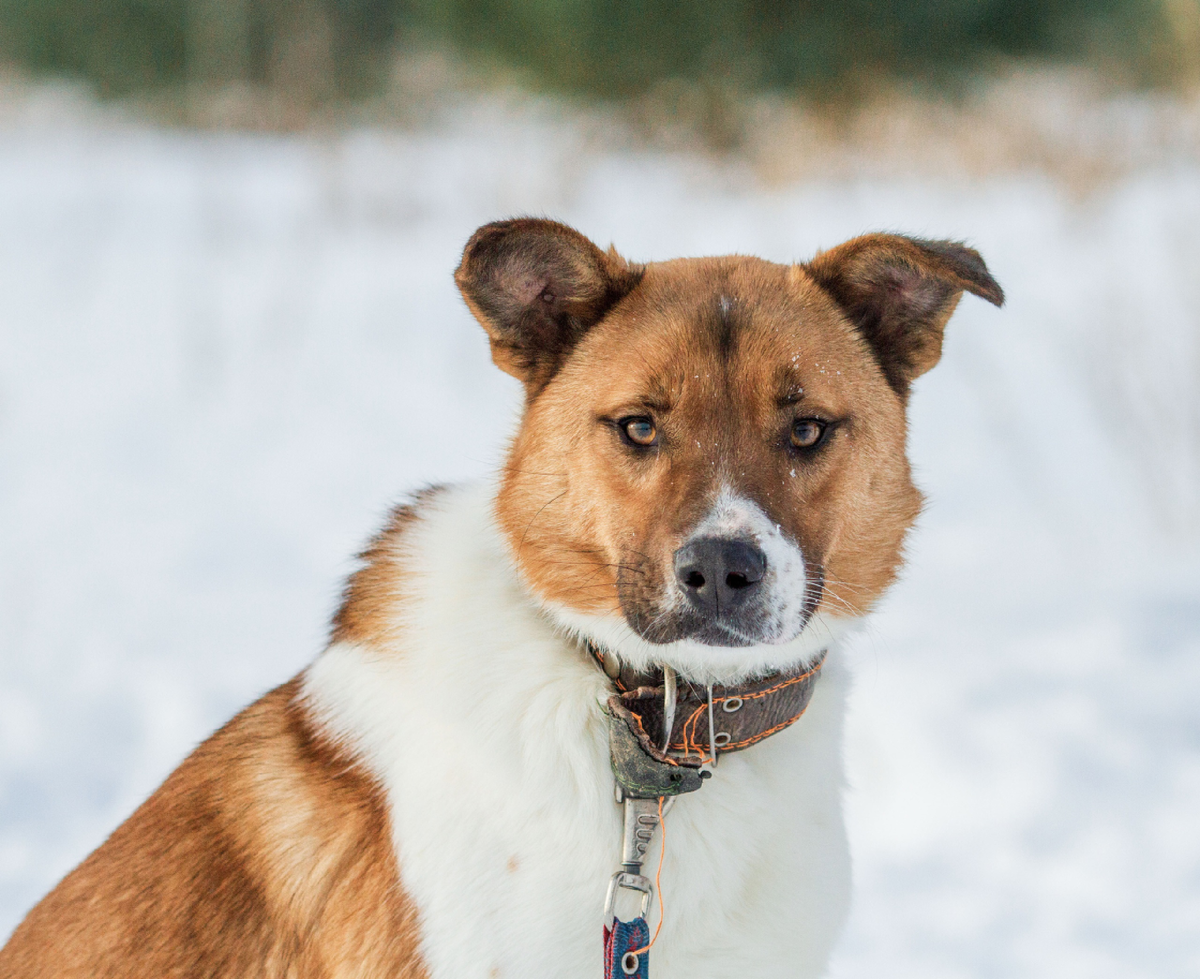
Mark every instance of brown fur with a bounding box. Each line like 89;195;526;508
331;486;445;647
0;681;427;979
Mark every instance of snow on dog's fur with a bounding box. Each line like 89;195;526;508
0;219;1001;978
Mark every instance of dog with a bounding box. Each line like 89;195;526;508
0;218;1001;978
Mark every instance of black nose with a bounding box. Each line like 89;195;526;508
673;537;767;615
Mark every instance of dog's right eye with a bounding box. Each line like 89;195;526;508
618;416;658;447
790;419;827;450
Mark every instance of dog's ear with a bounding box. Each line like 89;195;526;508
805;234;1003;395
455;218;643;395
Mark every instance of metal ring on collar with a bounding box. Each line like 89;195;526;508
621;951;641;975
722;696;744;712
713;732;732;747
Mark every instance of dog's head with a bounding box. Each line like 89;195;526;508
456;219;1002;680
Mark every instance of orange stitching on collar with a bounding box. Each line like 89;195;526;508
624;711;681;767
598;644;825;760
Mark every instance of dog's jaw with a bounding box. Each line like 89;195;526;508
545;603;857;686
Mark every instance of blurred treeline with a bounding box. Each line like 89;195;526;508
0;0;1193;102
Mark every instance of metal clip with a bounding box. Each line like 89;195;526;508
706;683;719;767
604;871;652;924
608;795;673;923
620;796;662;870
661;664;677;751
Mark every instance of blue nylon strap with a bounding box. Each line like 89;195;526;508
604;917;650;979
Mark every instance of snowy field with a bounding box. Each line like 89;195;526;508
1;93;1199;977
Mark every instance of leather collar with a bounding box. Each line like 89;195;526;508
592;643;825;798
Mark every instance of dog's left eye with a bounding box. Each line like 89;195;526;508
790;418;828;450
619;416;658;447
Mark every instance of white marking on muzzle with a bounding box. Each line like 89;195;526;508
687;487;811;644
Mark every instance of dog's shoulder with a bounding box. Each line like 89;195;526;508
0;679;428;979
331;483;451;649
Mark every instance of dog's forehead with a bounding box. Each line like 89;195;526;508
578;255;876;408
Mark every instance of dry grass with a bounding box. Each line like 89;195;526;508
5;54;1200;192
739;70;1200;192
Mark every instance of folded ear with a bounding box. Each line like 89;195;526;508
455;218;643;395
805;234;1004;396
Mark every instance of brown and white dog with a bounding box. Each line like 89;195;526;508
0;219;1001;978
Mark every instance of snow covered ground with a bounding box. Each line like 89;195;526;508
1;94;1199;976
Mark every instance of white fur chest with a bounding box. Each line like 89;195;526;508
303;485;852;979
